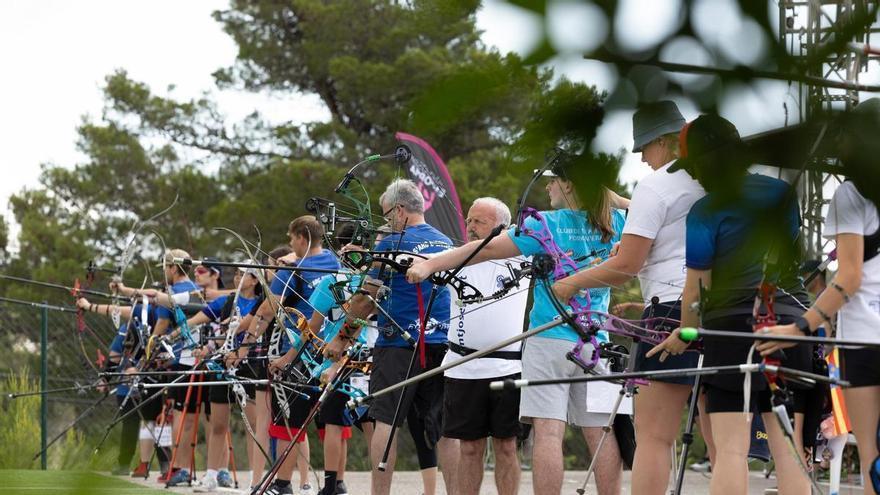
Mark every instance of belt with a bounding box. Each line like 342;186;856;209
703;302;806;323
447;342;521;361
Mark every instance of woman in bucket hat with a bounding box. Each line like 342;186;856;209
553;100;707;494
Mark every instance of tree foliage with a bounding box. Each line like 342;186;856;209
4;0;617;306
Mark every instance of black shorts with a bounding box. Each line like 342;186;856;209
442;374;521;440
703;383;808;414
268;379;319;442
171;364;210;415
317;387;355;427
840;347;880;387
249;355;270;392
704;383;773;414
208;379;233;405
701;312;812;393
137;379;167;421
369;344;446;444
633;301;698;385
237;359;266;400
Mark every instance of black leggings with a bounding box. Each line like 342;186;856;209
407;407;437;469
117;394;139;468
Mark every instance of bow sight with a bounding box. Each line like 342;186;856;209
306;146;413;247
305;197;373;246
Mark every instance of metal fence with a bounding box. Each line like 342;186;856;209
0;296;619;474
0;297;121;468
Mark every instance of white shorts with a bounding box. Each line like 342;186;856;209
519;337;612;428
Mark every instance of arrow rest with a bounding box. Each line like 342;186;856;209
531;253;556;279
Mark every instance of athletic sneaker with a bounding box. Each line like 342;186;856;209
689;459;711;473
217;470;234;488
166;468;191;487
264;481;294;495
193;475;218;492
157;467;177;483
335;480;348;495
131;462;149;478
299;483;316;495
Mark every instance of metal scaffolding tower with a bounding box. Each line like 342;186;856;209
778;0;880;257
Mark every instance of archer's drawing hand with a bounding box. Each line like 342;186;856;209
754;323;799;356
339;243;366;254
551;278;578;302
225;347;246;368
609;242;621;257
405;258;431;284
646;327;688;362
323;336;348;362
320;363;341;386
268;355;291;376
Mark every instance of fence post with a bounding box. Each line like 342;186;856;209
40;304;48;470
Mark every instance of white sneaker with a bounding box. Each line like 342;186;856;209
299;483;316;495
193;475;219;492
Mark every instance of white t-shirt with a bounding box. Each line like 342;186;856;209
823;181;880;343
622;160;705;304
443;259;528;379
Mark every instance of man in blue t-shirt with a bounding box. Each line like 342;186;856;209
349;178;456;495
407;165;626;495
150;249;206;487
239;215;341;495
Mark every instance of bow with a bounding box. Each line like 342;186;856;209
307;146;413;249
339;249;485;304
515;207;605;371
109;194;178;328
511;150;684;372
71;265;107;375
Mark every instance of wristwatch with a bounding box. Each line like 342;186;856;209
793;316;811;336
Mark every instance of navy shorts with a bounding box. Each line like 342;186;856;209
633;301;699;385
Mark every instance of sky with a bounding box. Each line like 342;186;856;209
1;0;877;250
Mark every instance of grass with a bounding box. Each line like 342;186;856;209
0;470;168;494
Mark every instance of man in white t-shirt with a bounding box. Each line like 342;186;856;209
441;197;528;495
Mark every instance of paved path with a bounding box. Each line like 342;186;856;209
126;470;863;494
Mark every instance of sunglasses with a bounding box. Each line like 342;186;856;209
194;266;211;275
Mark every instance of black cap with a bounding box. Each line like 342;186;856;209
668;114;745;174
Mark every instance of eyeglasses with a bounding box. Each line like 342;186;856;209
382;204;401;219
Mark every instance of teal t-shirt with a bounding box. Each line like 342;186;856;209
308;272;368;345
508;208;625;342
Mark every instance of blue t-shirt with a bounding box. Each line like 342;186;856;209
201;294;259;322
373;223;453;348
509;208;626;342
156;279;200;358
269;250;341;351
109;326;130;397
156;280;200;323
686;174;807;313
309;273;368;345
202;294;259;345
129;302;158;331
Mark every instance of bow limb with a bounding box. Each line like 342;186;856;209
111;194;179;328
